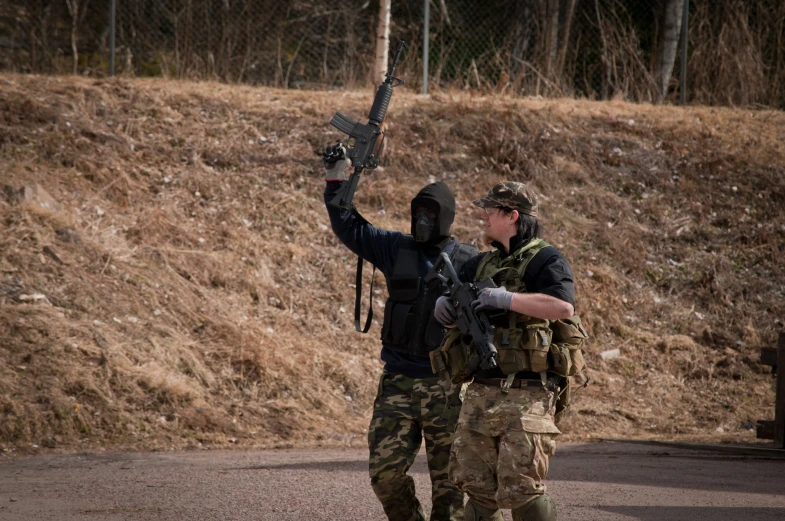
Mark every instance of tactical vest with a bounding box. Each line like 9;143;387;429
431;238;589;384
381;237;478;358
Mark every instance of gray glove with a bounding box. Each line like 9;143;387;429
471;286;514;312
434;295;457;326
324;145;352;181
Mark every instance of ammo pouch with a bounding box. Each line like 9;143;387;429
495;315;553;375
432;313;589;384
430;328;471;384
548;314;589;377
551;315;590;424
429;315;554;382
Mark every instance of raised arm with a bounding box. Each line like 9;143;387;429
324;181;399;274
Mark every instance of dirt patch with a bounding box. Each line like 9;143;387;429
1;74;783;456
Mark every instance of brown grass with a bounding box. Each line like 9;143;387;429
1;74;784;456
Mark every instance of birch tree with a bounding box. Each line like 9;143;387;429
655;0;686;103
374;0;392;85
65;0;90;75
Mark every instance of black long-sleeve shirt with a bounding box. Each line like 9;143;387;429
324;181;456;377
458;236;576;379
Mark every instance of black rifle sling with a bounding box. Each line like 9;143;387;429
351;207;376;333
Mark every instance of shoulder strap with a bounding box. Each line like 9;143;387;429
475;250;499;282
352;207;377;333
475;239;550;288
512;238;551;279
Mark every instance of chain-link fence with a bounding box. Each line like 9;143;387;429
1;1;783;108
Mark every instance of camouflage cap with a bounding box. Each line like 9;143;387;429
472;181;538;216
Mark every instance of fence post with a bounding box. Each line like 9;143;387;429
109;0;116;76
679;0;689;105
776;331;785;449
422;0;430;95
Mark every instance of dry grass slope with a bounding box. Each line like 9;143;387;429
1;74;784;455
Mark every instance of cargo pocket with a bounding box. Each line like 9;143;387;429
440;380;463;429
520;414;561;434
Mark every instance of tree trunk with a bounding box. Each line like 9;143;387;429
544;0;560;80
374;0;392;85
656;0;686;103
555;0;577;80
509;0;537;78
65;0;79;75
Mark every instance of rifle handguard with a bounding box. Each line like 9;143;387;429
368;83;393;125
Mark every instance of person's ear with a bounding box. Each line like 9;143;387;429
509;209;519;223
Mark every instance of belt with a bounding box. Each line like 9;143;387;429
472;377;543;389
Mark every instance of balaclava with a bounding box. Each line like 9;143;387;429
410;182;455;247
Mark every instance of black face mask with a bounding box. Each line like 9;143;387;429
414;214;436;243
410;182;456;246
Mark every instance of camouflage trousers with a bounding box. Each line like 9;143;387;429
368;372;465;521
448;381;561;515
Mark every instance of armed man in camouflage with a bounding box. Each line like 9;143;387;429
433;182;578;521
323;148;476;521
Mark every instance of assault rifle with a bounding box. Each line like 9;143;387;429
324;40;407;210
426;252;499;374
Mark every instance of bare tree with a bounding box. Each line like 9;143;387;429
508;0;576;93
373;0;392;85
655;0;685;103
544;0;559;79
64;0;90;75
555;0;577;77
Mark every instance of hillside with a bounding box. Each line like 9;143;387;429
1;74;784;455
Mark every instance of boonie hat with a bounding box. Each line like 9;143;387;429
472;181;538;216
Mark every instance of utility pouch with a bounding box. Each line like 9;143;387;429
494;328;528;375
430;329;471;384
551;315;588;348
519;319;552;373
554;378;571;424
548;344;572;377
568;346;586;376
550;315;589;376
381;301;413;345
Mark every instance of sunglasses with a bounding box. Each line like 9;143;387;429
481;205;512;216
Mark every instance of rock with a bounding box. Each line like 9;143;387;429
18;293;47;302
21;184;61;212
600;348;621;361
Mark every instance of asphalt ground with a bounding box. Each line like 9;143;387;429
0;441;783;521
